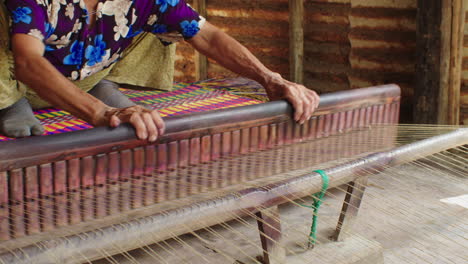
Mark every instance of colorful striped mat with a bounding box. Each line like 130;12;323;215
0;78;264;142
197;78;269;102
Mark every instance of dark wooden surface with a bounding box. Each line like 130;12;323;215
0;172;9;240
415;0;464;124
256;206;286;264
194;0;208;80
415;0;442;124
289;0;304;84
0;84;400;172
331;177;368;241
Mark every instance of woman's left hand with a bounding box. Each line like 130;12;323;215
263;73;320;124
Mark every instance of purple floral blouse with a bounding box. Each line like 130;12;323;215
7;0;204;81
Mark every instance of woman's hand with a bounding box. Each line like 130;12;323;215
99;105;165;142
264;73;320;124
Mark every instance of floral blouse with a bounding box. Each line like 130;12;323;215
7;0;204;81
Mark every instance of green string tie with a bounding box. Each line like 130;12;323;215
306;170;330;247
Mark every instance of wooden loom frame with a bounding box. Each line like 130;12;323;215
0;84;402;263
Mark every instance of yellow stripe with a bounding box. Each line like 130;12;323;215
51;123;65;129
169;105;189;111
45;126;56;132
59;121;79;128
159;109;175;115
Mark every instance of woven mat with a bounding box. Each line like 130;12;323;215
198;78;268;102
0;78;265;142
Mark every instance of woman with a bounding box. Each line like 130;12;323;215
0;0;319;141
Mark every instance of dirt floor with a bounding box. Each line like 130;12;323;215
94;162;467;264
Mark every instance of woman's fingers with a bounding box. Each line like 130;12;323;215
151;110;165;136
142;112;158;142
302;98;313;124
306;90;319;113
287;85;317;124
290;95;304;123
259;76;321;125
106;106;166;142
109;114;121;128
129;113;148;140
276;80;320;124
309;89;320;109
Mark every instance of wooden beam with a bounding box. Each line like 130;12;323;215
446;0;465;124
331;177;368;242
289;0;304;84
256;206;286;264
415;0;465;124
194;0;208;80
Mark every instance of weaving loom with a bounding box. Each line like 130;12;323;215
0;79;466;263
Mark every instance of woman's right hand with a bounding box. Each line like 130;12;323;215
99;105;165;142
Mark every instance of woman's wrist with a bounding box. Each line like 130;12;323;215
89;104;115;126
259;71;283;88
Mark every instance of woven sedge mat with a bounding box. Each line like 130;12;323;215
198;78;268;102
0;78;265;142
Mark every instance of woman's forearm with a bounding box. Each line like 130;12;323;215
11;34;164;141
14;52;109;125
188;22;279;87
188;22;320;124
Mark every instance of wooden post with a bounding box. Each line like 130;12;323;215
446;0;465;124
415;0;465;124
256;206;286;264
331;177;368;241
289;0;304;84
195;0;208;80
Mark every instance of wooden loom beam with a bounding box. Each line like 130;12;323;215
0;84;400;172
0;84;402;263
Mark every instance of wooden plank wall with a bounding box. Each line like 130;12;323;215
305;0;417;122
174;0;290;83
304;0;351;93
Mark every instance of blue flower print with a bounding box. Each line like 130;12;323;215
44;23;54;39
63;40;84;66
152;24;168;34
45;45;54;52
85;34;107;66
156;0;179;13
12;7;32;24
44;23;55;51
126;25;143;38
180;20;199;38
